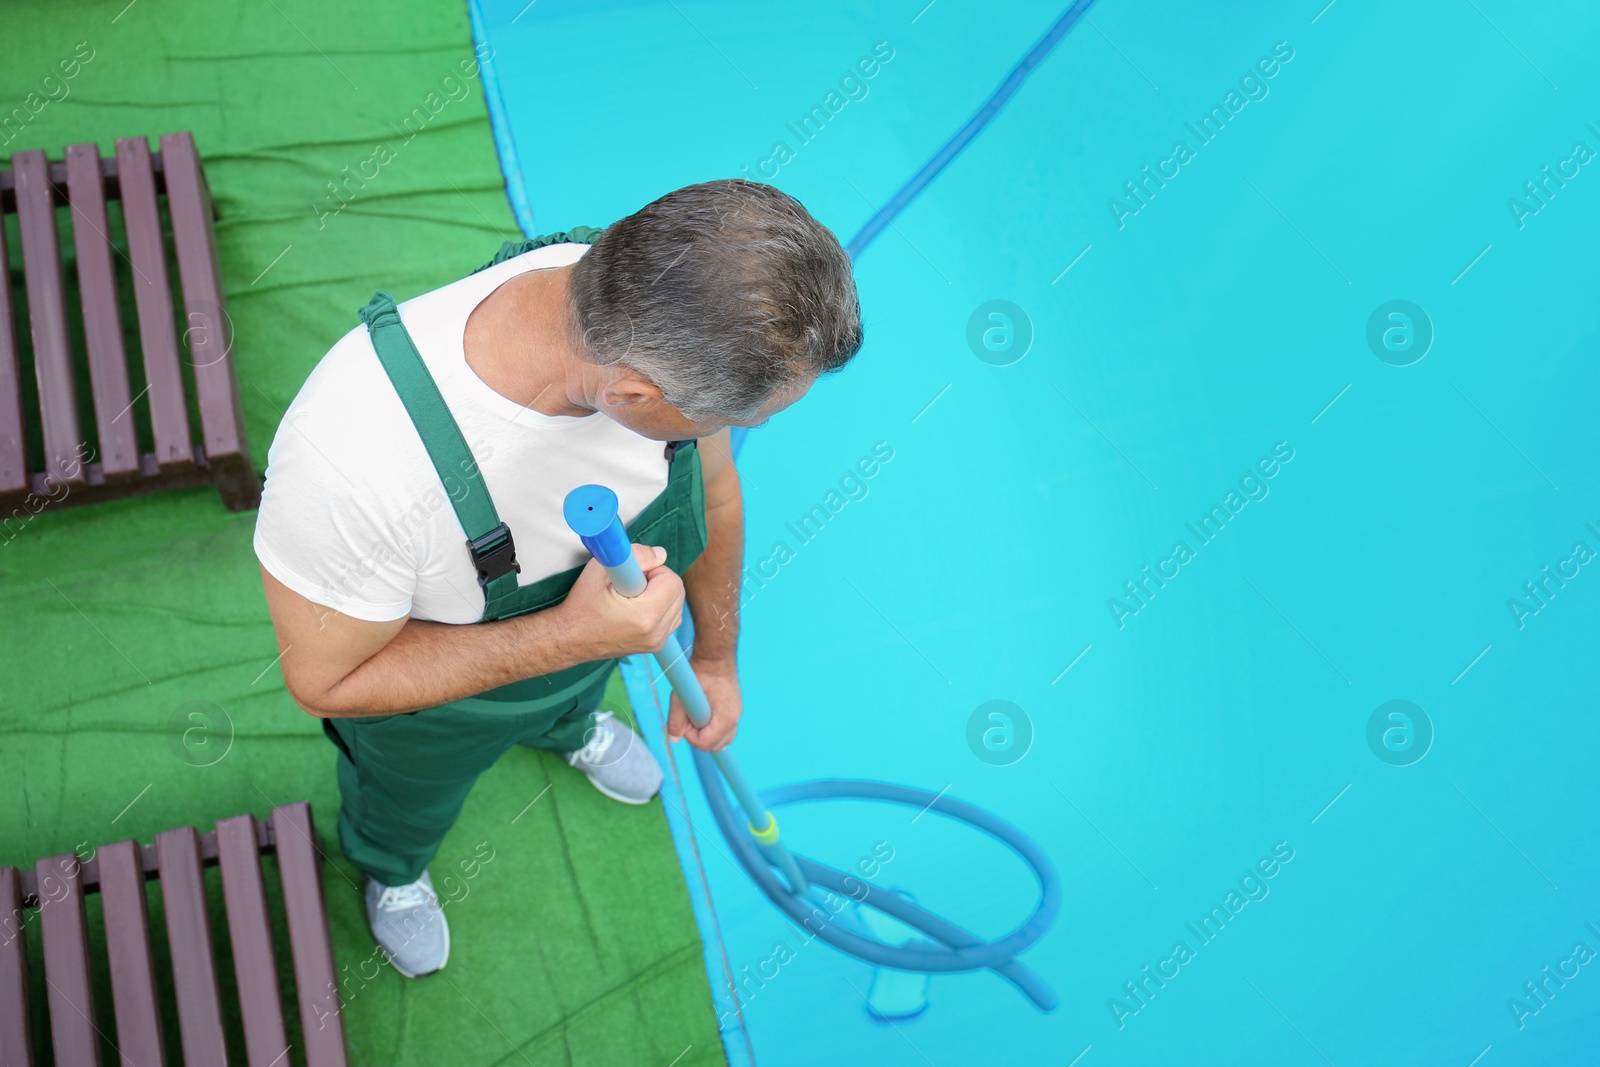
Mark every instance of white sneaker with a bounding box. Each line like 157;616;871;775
364;869;449;978
564;711;664;804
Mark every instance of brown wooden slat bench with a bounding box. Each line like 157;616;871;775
0;131;260;516
0;802;347;1067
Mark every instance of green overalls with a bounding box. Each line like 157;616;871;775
323;231;708;888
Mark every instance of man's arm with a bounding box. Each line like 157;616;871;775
261;543;685;718
671;428;745;750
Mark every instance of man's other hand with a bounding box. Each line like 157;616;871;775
668;656;741;751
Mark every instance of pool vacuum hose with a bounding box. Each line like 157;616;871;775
565;485;1062;1011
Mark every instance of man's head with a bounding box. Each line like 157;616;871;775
566;180;864;439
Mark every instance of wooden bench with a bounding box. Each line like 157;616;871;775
0;131;260;517
0;802;347;1067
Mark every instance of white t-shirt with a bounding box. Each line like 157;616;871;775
253;243;670;624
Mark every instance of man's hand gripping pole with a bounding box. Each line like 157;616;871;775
564;485;807;895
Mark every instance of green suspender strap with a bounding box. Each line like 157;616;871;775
358;291;523;608
354;228;606;613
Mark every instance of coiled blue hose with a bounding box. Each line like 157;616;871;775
692;754;1063;1011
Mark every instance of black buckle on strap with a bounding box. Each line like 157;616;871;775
468;523;521;587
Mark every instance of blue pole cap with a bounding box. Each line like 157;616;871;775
563;484;631;566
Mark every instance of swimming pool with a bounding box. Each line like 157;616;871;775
475;1;1600;1062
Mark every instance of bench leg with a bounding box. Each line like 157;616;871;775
211;454;262;511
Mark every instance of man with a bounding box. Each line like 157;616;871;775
254;180;863;976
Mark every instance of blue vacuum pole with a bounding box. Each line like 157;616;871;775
564;485;808;895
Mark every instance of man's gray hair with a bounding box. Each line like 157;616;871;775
566;180;864;423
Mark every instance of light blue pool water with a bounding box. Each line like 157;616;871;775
475;1;1600;1063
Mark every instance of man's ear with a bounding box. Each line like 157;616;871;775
602;374;664;408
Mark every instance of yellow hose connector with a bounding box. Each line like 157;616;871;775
748;814;781;846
